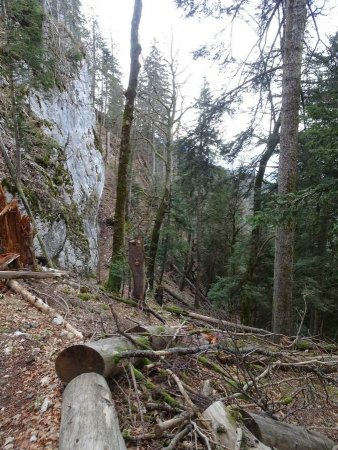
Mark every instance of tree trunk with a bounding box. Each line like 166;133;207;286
241;116;281;325
272;0;307;336
194;192;202;309
179;233;192;291
59;373;127;450
107;0;142;292
147;185;170;290
55;335;140;384
128;236;145;304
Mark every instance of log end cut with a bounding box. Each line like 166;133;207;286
55;345;104;384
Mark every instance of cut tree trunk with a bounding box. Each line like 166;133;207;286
55;335;141;384
242;410;336;450
59;373;127;450
128;237;145;304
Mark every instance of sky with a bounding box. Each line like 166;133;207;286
81;0;338;166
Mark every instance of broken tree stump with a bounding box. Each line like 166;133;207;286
0;186;35;268
128;236;146;304
59;373;127;450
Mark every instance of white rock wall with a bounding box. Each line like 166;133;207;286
30;63;104;273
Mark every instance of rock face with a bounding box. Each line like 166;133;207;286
30;63;104;273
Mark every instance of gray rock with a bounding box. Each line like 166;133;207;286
53;317;64;325
40;398;53;413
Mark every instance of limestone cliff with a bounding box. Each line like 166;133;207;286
0;64;104;274
29;63;105;272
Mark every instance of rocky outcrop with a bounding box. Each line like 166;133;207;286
29;62;105;273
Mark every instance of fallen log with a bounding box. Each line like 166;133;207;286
162;284;191;307
0;270;67;279
105;292;166;323
127;324;185;350
202;401;271;449
55;335;142;384
8;279;83;339
242;410;336;450
185;310;273;336
59;373;127;450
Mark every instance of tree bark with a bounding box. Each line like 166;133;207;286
272;0;307;335
147;184;170;290
107;0;142;292
59;373;127;450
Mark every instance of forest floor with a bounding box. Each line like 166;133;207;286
1;275;338;449
1;149;338;449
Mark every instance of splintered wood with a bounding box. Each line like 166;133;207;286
0;185;35;268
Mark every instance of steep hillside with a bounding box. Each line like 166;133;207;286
1;275;338;449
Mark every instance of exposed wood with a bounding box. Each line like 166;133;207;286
242;410;336;450
128;236;146;304
0;143;53;267
8;279;83;339
0;252;20;270
55;335;141;384
0;270;67;279
59;373;127;450
0;186;35;268
202;401;271;450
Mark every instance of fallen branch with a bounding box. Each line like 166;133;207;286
8;279;83;339
104;292;166;324
116;343;218;360
154;410;192;437
162;424;192;450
